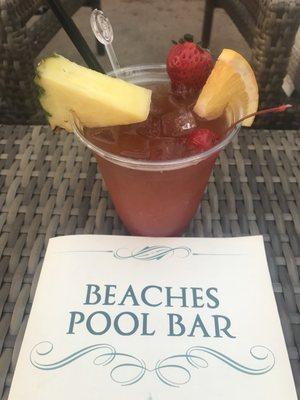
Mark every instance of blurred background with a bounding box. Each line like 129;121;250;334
0;0;299;128
38;1;251;68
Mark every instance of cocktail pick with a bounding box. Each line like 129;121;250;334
90;9;121;76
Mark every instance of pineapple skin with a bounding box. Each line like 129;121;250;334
35;54;152;132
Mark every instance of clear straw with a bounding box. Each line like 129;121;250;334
90;9;121;76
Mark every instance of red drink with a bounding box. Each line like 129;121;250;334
73;65;238;236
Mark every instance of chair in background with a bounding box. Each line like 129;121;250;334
0;0;103;125
201;0;300;128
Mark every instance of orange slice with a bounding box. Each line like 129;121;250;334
193;49;258;127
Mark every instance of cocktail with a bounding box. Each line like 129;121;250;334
71;64;238;236
35;29;289;236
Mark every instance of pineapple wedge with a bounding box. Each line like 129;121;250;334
35;54;152;132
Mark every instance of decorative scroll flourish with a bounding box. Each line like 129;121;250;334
113;246;192;261
57;246;246;259
30;342;275;387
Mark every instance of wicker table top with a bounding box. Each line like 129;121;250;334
0;124;299;398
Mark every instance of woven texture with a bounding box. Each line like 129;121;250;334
0;125;299;398
204;0;300;129
0;0;85;125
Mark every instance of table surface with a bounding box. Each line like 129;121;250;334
0;125;299;399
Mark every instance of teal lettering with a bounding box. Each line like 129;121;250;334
187;314;210;337
213;315;236;338
86;311;111;335
114;312;139;336
141;313;155;335
191;287;204;308
103;284;116;305
141;285;163;307
118;285;139;306
67;311;85;334
84;284;101;305
166;287;188;307
168;313;185;336
206;288;219;308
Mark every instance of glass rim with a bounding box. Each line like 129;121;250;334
71;64;241;171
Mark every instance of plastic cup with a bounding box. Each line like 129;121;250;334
72;64;240;236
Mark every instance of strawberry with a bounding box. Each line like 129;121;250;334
167;34;213;95
188;128;221;152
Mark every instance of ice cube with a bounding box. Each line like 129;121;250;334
119;133;150;159
161;108;197;137
136;116;162;137
150;85;173;116
96;128;117;144
149;137;188;161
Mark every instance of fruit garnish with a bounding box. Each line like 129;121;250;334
193;49;258;127
189;104;292;153
188;128;221;152
35;54;152;132
167;34;213;96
